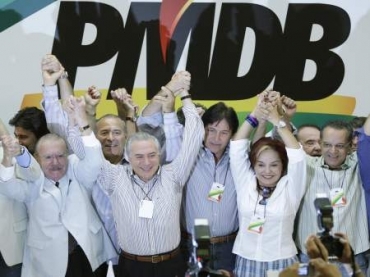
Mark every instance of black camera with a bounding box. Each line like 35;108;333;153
186;219;224;277
314;196;344;260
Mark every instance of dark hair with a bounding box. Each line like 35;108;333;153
297;123;321;133
177;103;208;126
349;116;366;129
201;102;239;135
321;120;353;143
9;107;49;139
249;137;288;175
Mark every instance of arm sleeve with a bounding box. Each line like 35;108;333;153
163;112;183;162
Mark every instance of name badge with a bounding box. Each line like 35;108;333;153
247;214;265;234
208;182;225;203
330;188;347;207
139;200;154;219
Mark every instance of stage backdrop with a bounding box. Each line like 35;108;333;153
1;0;369;127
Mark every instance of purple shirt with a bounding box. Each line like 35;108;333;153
357;127;370;236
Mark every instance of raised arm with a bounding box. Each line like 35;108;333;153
169;87;204;185
141;71;191;116
65;96;102;187
110;87;138;136
233;92;267;141
41;54;69;138
83;85;101;133
266;99;300;149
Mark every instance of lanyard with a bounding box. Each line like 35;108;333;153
131;175;159;201
322;168;347;190
213;162;230;185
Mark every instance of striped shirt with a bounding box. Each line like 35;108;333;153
181;146;239;237
295;153;370;255
97;104;204;255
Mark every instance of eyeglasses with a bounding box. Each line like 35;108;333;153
321;142;350;150
40;153;68;162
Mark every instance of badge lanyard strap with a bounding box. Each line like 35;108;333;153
213;162;230;185
322;168;347;190
253;195;267;218
131;175;158;201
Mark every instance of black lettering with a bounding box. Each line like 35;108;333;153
275;4;351;100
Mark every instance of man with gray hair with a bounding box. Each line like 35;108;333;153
97;86;204;277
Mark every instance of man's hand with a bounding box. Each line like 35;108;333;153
310;258;341;277
165;71;191;96
306;235;329;261
111;88;138;116
84;86;101;116
278;262;299;277
41;54;64;86
1;135;23;166
281;95;297;119
153;87;175;113
334;232;354;264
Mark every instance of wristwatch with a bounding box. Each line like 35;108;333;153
17;146;25;156
275;120;287;129
59;71;68;79
79;124;90;132
126;116;137;123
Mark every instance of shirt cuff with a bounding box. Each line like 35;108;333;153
137;112;163;127
81;132;100;147
163;112;179;125
15;147;31;168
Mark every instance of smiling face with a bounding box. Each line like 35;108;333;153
128;139;161;182
204;119;232;161
254;148;283;188
96;116;126;164
321;127;351;169
297;126;321;157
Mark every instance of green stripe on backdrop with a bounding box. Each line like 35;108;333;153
0;0;56;32
237;112;354;130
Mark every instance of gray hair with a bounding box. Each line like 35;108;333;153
125;131;161;159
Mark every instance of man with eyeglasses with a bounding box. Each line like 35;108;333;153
295;120;370;276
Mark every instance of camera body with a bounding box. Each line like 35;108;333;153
186;219;224;277
314;196;344;259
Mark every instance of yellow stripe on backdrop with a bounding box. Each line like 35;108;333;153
21;90;355;118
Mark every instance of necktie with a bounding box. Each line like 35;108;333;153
55;181;59;188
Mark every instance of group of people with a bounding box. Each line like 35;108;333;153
0;54;369;277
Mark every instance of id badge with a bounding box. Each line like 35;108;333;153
330;188;347;207
208;182;225;203
139;200;154;218
247;214;265;234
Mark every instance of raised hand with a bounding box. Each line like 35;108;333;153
84;86;101;116
1;135;23;166
165;71;191;96
111;88;139;115
41;54;64;86
154;86;175;113
281;95;297;119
